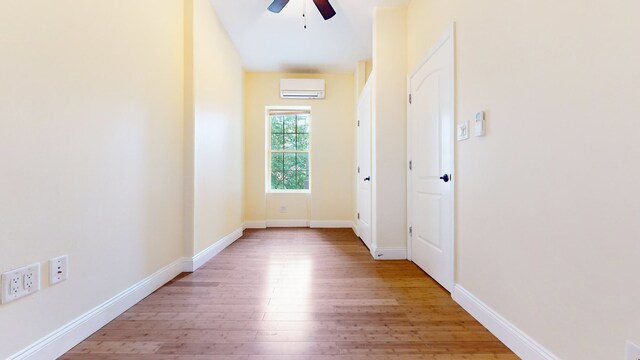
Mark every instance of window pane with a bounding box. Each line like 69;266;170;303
271;152;284;190
271;115;284;134
283;153;297;171
271;153;284;173
284;134;297;151
297;153;309;171
283;170;298;189
283;116;297;133
271;171;284;189
271;133;284;150
297;171;309;190
297;116;309;133
296;134;309;151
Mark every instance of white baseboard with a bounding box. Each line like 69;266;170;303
265;219;309;228
452;285;558;360
11;227;245;360
246;220;357;230
10;258;184;360
352;222;359;237
243;221;266;229
182;227;243;272
309;220;354;228
370;246;407;260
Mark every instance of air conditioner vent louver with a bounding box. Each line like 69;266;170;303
280;79;325;99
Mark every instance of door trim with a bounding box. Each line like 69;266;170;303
406;23;456;288
356;78;373;250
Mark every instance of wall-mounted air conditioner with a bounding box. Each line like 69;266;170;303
280;79;325;99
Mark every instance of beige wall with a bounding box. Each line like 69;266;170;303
187;0;244;254
0;0;184;357
407;1;640;359
371;7;408;250
244;73;355;223
0;0;245;357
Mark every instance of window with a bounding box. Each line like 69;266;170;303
268;108;311;191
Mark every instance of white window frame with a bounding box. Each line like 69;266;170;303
265;106;312;194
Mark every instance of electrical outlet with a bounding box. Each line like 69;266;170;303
49;255;69;285
22;264;40;293
23;272;35;290
9;274;21;295
627;341;640;360
2;263;41;304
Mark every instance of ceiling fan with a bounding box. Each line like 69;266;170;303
268;0;337;20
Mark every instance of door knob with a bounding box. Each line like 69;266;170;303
364;177;371;182
440;174;450;183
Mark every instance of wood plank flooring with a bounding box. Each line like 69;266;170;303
61;228;517;359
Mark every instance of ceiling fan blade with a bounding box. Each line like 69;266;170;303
268;0;290;13
313;0;336;20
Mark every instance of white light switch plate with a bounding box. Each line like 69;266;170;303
627;341;640;360
457;121;470;141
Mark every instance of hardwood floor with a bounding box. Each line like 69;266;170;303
61;228;517;359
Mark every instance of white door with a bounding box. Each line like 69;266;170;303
408;27;454;292
357;82;372;249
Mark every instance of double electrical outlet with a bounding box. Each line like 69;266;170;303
1;263;41;304
1;255;69;305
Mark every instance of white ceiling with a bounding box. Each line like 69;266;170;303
209;0;409;73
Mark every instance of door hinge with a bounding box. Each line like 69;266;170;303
357;120;360;127
409;160;412;171
409;94;412;104
357;166;360;174
358;213;360;220
409;226;413;236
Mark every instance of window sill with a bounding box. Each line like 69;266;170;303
267;190;311;194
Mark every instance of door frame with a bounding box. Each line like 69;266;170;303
406;23;456;288
356;78;373;250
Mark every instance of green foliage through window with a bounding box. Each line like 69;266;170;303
269;112;310;190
